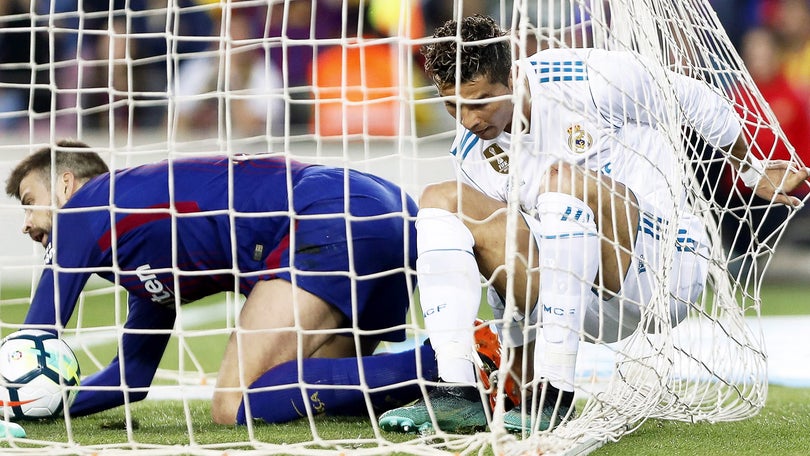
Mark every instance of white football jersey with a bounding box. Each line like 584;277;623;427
449;48;741;221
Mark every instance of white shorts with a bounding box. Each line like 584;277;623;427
489;203;709;347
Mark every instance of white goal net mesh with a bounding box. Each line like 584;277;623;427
0;0;807;455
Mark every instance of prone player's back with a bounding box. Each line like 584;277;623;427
78;155;315;213
59;155;319;301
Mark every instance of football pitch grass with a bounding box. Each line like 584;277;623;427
0;384;807;455
0;283;807;454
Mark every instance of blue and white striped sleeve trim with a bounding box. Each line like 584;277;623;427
450;130;480;159
530;60;588;83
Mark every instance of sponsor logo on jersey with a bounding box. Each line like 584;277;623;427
136;264;175;305
566;123;593;154
483;144;510;174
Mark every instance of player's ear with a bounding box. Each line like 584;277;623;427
508;65;516;92
56;171;77;206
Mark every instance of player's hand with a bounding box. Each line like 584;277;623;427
753;160;810;207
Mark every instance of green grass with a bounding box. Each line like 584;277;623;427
755;283;810;315
7;400;418;452
594;385;810;456
4;385;809;455
0;283;807;454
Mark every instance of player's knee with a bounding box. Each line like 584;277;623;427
541;162;579;195
129;391;148;404
419;180;460;211
211;391;241;425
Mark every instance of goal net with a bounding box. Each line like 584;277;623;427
0;0;806;454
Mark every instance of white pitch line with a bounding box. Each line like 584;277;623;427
63;305;810;402
63;300;230;401
64;299;231;349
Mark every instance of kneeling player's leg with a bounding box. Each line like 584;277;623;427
471;163;641;432
213;280;439;425
520;164;637;430
212;279;345;424
417;181;538;385
580;205;708;343
530;192;597;423
378;184;538;434
667;216;710;328
238;342;438;424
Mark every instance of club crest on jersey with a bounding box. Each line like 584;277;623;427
483;144;510;174
566;123;593;154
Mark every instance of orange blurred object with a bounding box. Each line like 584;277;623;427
310;40;403;136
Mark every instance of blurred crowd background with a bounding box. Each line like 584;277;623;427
1;0;808;139
0;0;808;271
1;0;809;143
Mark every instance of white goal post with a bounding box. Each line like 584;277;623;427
0;0;807;455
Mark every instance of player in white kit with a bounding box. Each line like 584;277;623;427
379;15;809;434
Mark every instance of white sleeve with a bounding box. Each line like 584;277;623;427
588;50;741;148
669;70;741;147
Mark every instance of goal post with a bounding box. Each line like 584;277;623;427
0;0;807;454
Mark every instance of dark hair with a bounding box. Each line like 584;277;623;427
421;15;512;89
5;139;109;199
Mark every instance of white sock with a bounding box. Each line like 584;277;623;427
416;208;480;385
532;192;599;393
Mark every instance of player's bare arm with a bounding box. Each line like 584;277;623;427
727;134;810;206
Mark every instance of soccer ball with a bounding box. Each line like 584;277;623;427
0;330;81;420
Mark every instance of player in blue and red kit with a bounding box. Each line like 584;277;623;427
5;139;440;425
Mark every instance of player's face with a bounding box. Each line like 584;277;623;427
439;75;514;140
18;172;55;248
